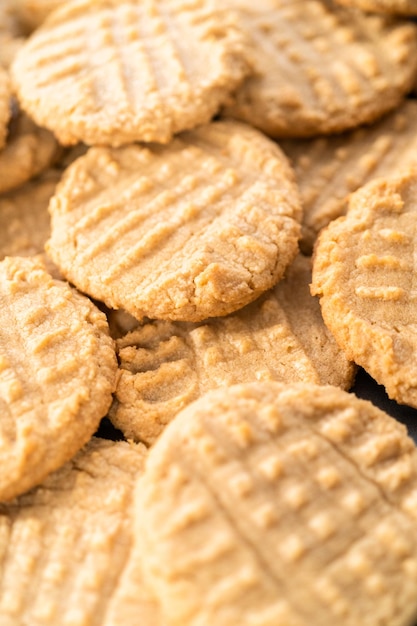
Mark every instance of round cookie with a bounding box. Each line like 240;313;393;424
110;254;355;444
11;0;251;146
0;66;11;150
334;0;417;15
0;438;161;626
0;111;59;194
0;256;117;502
281;99;417;253
136;381;417;626
221;0;417;138
311;169;417;408
46;120;302;322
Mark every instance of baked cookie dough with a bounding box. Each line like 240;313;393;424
11;0;251;146
0;438;155;626
136;381;417;626
312;169;417;408
47;120;302;322
282;100;417;253
0;256;117;501
222;0;417;137
110;255;355;444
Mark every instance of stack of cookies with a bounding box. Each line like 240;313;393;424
1;0;417;624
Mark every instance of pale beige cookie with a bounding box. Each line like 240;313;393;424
110;255;355;444
0;438;160;626
0;256;117;502
312;169;417;408
282;100;417;253
0;66;11;150
221;0;417;138
46;120;302;322
0;111;60;194
335;0;417;15
11;0;251;146
136;381;417;626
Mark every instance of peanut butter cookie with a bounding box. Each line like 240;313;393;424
282;100;417;253
11;0;251;146
0;438;154;626
110;255;355;444
136;381;417;626
0;256;117;501
47;120;302;322
222;0;417;138
312;169;417;408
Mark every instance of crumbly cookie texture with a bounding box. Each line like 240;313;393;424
311;169;417;408
334;0;417;15
46;120;302;322
0;111;59;194
282;100;417;253
136;381;417;626
110;254;355;444
11;0;251;146
221;0;417;138
0;438;152;626
0;256;118;502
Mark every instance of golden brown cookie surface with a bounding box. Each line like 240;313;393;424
0;256;117;502
222;0;417;138
11;0;251;146
47;120;302;322
0;438;151;626
110;255;355;444
312;169;417;408
282;100;417;253
136;381;417;626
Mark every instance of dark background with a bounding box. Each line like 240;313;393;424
352;368;417;441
